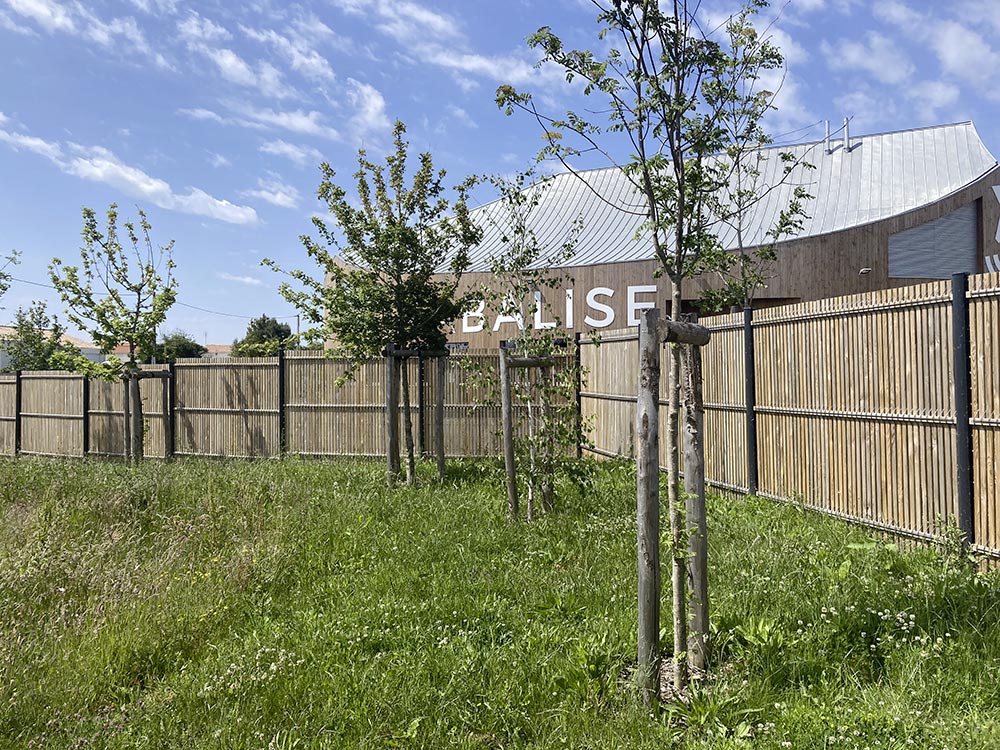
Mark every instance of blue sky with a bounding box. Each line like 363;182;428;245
1;0;999;345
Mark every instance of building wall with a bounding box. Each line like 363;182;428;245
447;166;1000;348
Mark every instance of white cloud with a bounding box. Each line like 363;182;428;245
821;32;914;85
0;127;64;160
331;0;460;44
832;89;896;133
241;175;301;209
130;0;180;15
177;107;227;124
446;105;478;129
6;0;74;32
259;139;323;166
236;104;341;140
6;0;166;66
346;79;390;140
218;272;264;286
0;8;36;34
241;24;335;82
874;1;1000;87
208;152;231;168
906;79;961;122
0;123;257;224
177;11;230;44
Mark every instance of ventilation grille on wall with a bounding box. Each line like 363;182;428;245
888;203;978;279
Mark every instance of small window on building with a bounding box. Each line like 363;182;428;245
888;203;978;279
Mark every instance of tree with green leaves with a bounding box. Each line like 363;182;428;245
264;120;482;486
470;171;587;519
49;204;177;461
231;315;294;357
497;0;810;697
152;329;207;362
1;301;80;372
0;250;18;302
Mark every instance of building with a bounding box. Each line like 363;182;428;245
0;326;103;369
450;121;1000;346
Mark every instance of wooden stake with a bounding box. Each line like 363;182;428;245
500;346;518;521
636;308;661;704
385;347;401;485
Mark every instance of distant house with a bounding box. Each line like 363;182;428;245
201;344;233;359
0;326;104;370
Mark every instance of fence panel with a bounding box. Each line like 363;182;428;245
285;352;418;457
20;371;84;457
0;375;15;456
702;313;747;492
750;282;956;539
174;357;280;458
970;272;1000;553
580;333;640;459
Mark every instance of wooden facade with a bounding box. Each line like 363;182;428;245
445;165;1000;349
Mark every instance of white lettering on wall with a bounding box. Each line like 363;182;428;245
462;300;486;333
493;311;525;332
627;285;658;326
533;291;557;330
584;287;615;328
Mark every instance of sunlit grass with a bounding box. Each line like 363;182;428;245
1;457;998;748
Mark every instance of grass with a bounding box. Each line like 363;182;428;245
1;457;999;749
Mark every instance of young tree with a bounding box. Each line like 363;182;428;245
231;315;294;356
498;0;805;696
153;329;207;362
1;301;81;371
264;120;482;486
49;204;177;461
466;171;587;520
0;250;18;303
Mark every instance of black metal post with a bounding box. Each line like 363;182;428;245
952;273;974;546
744;307;759;495
277;347;286;456
574;331;583;459
167;363;176;459
14;370;22;456
82;376;90;457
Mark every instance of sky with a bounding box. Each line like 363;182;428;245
1;0;999;346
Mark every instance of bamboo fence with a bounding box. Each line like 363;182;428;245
2;273;997;554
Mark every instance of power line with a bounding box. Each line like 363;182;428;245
7;276;298;320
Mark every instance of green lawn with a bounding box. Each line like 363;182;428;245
1;457;998;749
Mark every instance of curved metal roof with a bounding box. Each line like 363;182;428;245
464;121;998;272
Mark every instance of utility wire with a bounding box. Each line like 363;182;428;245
7;276;298;320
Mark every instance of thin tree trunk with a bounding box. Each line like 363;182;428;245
385;351;401;486
683;342;708;673
400;358;416;485
668;278;687;693
541;364;554;513
499;348;518;520
129;371;144;461
122;377;131;462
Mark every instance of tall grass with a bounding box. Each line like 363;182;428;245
1;457;998;749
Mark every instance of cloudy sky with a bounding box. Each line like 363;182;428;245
1;0;998;345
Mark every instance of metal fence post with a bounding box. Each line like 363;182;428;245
417;352;426;458
277;347;287;457
14;370;22;456
744;306;759;495
952;273;974;546
167;363;176;460
82;376;90;457
574;331;583;459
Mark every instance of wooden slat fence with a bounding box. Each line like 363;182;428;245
580;272;1000;556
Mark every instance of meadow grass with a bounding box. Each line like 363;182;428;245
1;456;998;749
